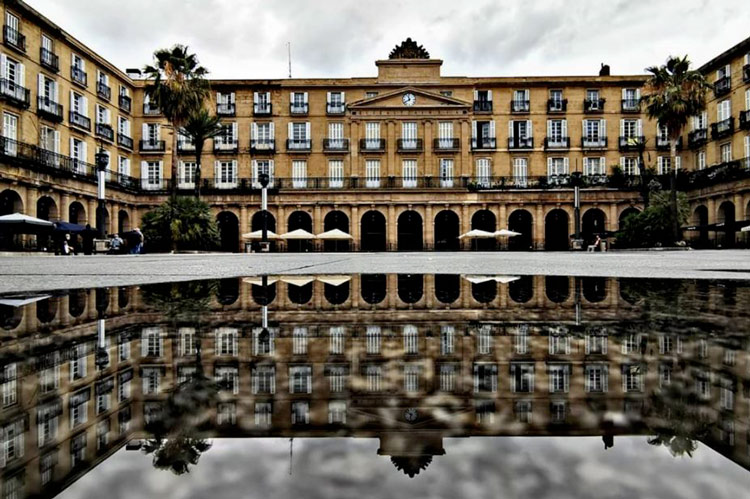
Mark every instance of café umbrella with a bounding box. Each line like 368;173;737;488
315;228;353;240
0;213;54;228
458;229;496;240
493;229;522;238
241;230;281;240
280;229;316;240
317;275;351;286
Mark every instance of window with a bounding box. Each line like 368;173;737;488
583;119;606;144
290;92;307;113
329;159;344;188
717;64;731;81
179;161;196;187
142;368;161;394
327;91;345;112
514;325;529;354
696;151;706;170
141;161;162;190
293;327;308;355
2;112;18;156
218;403;237;425
2;419;24;467
329;401;347;424
586;89;601;107
366;326;381;354
720;142;732;163
404;364;420;392
585;364;608;392
292;160;307;188
289;365;312;393
252;365;276;394
718;99;731;121
512;89;530;111
96;390;110;415
1;54;24;88
291;401;309;425
216;367;239;394
440;158;454;187
621;118;641;138
548;333;570;355
364;122;380;149
473;363;498;393
252;122;274;149
118;375;131;402
622;364;643;393
117;116;130;137
548;364;570;393
621;157;639;175
39;126;58;155
477;325;492;355
476;158;491;187
403;325;419;354
329;326;345;354
215;160;238;188
255;402;273;427
551;401;567;423
253;327;275;355
70;391;89;427
39;365;59;394
694;112;707;130
547;157;569;178
437;121;454;148
365;159;380;188
288;122;310;149
215;328;238;356
657;156;672;175
585;334;608;354
366;365;382;392
509;119;532;147
583;157;605;176
472;120;495;149
142;328;162;357
252;159;274;187
510;363;534;393
327;365;347;392
549;89;564;110
659;364;672;388
622;88;640;109
253;91;271;113
513;157;528;186
440;326;454;355
2;364;17;407
215;122;238;149
70;350;87;381
327;122;344;148
401;122;418;149
547;119;567;144
439;364;456;392
402;159;417;187
622;334;640;354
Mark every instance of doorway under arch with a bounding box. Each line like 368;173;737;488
397;210;423;251
691;205;709;248
471;210;496;250
508;209;533;251
545;209;569;251
434;210;459;251
360;210;387;252
718;201;736;248
217;211;240;252
287;211;313;252
323;210;350;252
582;208;606;246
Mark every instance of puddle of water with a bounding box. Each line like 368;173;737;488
1;274;749;498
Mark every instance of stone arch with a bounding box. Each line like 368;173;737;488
118;210;130;234
509;276;534;303
69;201;87;225
508;209;533;251
434;274;460;304
68;290;87;318
545;209;569;251
397;210;423;251
582;277;607;303
582;208;607;246
324;281;350;305
36;195;59;221
471;209;496;250
717;201;736;248
434;210;460;251
251;211;277;252
217;211;240;252
252;282;276;306
0;304;22;330
287;210;313;252
618;207;640;231
360;210;387;252
216;278;240;306
398;274;423;304
36;297;58;324
118;287;131;309
323;210;350;252
0;189;24;249
361;274;386;304
691;205;709;248
545;276;570;303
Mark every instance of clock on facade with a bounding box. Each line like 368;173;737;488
402;93;416;106
404;408;419;422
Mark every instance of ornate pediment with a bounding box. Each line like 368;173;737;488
389;38;430;59
348;87;470;117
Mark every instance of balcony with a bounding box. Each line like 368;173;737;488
286;138;312;152
69;111;91;131
217;102;235;116
143;102;160;115
471;137;496;150
473;101;492;113
656;136;683;151
710;117;734;140
95;123;114;142
621;99;640;113
618;135;645;152
713;76;731;97
327;103;346;115
581;136;607;149
177;139;195;154
3;26;25;53
360;138;386;152
117;133;133;150
214;139;239;154
511;100;530;113
744;64;750;83
139;140;165;153
508;137;533;150
254;103;272;116
39;48;59;72
547;99;567;113
290;102;309;115
433;138;460;152
323;138;350;153
739;110;750;130
687;128;708;149
96;82;111;101
71;66;87;87
250;139;275;154
397;138;423;152
119;95;131;113
0;79;30;108
584;99;605;113
37;97;63;122
544;137;570;150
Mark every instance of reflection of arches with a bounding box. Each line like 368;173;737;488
434;210;459;251
251;211;277;252
545;276;570;303
582;277;607;303
619;279;644;305
361;210;386;252
397;211;423;251
324;282;350;305
288;282;313;304
545;209;569;251
434;274;460;304
69;290;87;318
36;297;58;324
691;205;709;248
398;274;423;304
118;210;130;234
0;189;24;249
252;282;276;306
718;201;736;248
582;208;606;246
471;210;496;250
508;210;533;251
0;305;22;330
323;210;350;252
37;196;59;221
287;211;313;253
217;279;239;305
619;207;640;231
217;211;239;252
361;274;386;304
118;287;130;309
95;288;110;314
509;276;533;303
472;281;497;303
69;201;86;225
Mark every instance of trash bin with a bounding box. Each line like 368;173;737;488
601;241;607;252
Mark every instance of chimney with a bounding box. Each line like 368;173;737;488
599;64;610;76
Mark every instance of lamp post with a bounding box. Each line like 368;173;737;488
95;146;109;239
571;171;583;249
259;172;270;252
95;317;109;370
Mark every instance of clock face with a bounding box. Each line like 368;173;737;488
404;408;418;422
403;93;416;106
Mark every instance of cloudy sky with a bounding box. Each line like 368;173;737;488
25;0;748;80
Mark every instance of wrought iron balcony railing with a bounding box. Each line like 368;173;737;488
177;140;195;153
511;100;530;113
214;139;239;154
3;26;25;52
69;111;91;131
139;140;166;152
39;48;59;72
95;123;114;141
323;138;350;152
621;99;640;113
71;66;87;87
326;103;346;114
739;110;750;131
250;139;275;153
547;99;567;113
656;136;683;151
117;133;133;150
119;95;131;113
471;137;496;150
143;102;160;115
254;103;272;116
508;137;533;149
713;76;731;97
0;79;30;108
544;137;570;150
397;138;423;152
359;138;386;152
688;128;708;149
96;81;111;101
433;138;460;151
473;101;492;113
37;96;63;122
710;117;734;140
581;136;607;149
583;98;605;113
286;139;312;151
217;102;235;116
290;103;309;115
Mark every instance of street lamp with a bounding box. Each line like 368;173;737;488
95;146;109;239
95;317;109;370
571;171;583;249
259;172;270;252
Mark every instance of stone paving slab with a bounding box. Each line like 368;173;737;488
0;250;749;294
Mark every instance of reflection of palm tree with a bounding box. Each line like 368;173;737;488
646;385;712;458
142;436;212;475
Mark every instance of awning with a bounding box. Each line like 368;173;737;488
315;228;353;240
0;213;54;227
54;221;86;233
742;226;750;233
280;228;316;240
684;220;750;232
241;230;281;240
317;275;351;286
493;229;522;237
280;276;315;286
458;229;496;240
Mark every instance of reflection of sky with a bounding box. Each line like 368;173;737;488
60;437;750;499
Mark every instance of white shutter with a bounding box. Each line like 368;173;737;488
564;157;570;173
620;157;625;169
18;62;24;87
142;123;148;142
230;92;235;104
37;73;43;98
269;122;275;139
547;157;552;175
745;89;750;111
232;160;238;182
326;91;331;104
561;119;567;138
288;122;293;139
81;141;87;163
252;160;258;183
54;130;60;153
523;89;529;101
508;121;514;138
253;91;259;104
487;90;493;102
141;161;148;182
471;120;477;138
546;120;552;137
600;157;606;174
619;119;624;137
156;124;161;141
622;88;627;100
341;91;345;103
0;54;6;79
473;90;478;101
82;96;88;117
601;119;606;138
635;88;641;101
214;160;220;182
636;119;642;137
69;137;74;156
303;92;308;104
526;120;532;138
232;122;238;141
217;91;222;104
251;122;258;141
489;120;495;138
305;122;310;140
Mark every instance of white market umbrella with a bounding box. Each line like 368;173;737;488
494;229;522;238
458;229;496;240
317;275;351;286
280;229;316;240
242;230;280;240
0;294;51;307
464;275;521;284
280;276;315;286
0;213;54;227
242;276;279;286
315;229;353;240
741;226;750;233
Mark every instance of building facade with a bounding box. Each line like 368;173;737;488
0;0;748;252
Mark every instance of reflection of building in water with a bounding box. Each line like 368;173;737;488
0;276;749;494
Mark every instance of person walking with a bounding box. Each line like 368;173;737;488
131;227;144;254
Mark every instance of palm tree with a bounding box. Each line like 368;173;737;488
144;45;209;198
642;56;711;242
180;109;223;198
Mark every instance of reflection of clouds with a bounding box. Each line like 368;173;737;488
60;437;750;499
